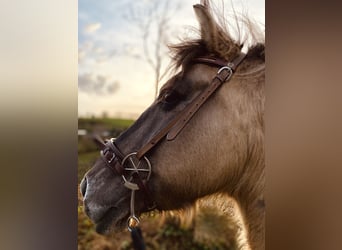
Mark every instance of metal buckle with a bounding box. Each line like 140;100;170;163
108;152;116;163
217;66;233;82
217;65;233;75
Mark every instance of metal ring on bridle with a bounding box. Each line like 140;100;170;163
127;215;140;232
121;152;152;190
218;66;233;75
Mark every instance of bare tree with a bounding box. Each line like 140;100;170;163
124;0;182;99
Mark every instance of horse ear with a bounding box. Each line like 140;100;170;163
193;4;218;52
200;0;209;8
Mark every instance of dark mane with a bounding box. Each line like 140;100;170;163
246;43;265;61
169;39;208;68
170;37;264;71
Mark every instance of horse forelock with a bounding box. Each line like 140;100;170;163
169;0;264;71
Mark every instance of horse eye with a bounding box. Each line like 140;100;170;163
163;91;180;104
163;93;175;103
160;91;183;111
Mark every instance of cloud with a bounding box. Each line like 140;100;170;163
78;41;93;63
78;73;119;95
78;49;86;63
78;40;117;64
84;22;101;34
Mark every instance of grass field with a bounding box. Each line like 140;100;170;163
78;117;135;132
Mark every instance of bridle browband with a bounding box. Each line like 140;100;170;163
97;52;246;230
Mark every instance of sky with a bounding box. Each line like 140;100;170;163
78;0;265;118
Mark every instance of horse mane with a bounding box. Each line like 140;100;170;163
169;0;265;69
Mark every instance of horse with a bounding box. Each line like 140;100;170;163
80;1;265;249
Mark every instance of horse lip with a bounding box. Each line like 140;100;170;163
92;206;117;224
94;207;116;234
94;207;129;234
92;196;132;234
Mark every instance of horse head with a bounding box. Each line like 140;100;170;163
80;1;264;248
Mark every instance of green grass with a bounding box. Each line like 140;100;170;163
78;117;134;131
78;151;99;182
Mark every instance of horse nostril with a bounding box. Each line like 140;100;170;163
80;177;87;198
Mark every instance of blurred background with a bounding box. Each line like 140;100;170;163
2;0;342;250
78;0;264;118
78;0;264;249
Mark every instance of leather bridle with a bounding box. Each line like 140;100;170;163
97;52;246;230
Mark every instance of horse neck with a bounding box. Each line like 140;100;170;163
232;150;265;250
240;191;265;250
221;104;264;249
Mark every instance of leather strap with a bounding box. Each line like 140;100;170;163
194;52;246;71
107;139;125;160
101;140;125;175
136;52;246;159
166;68;231;140
136;111;185;159
132;172;155;210
193;57;229;67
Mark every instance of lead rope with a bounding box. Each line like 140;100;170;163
128;189;146;250
131;227;145;250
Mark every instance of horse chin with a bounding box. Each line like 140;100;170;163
94;207;129;235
